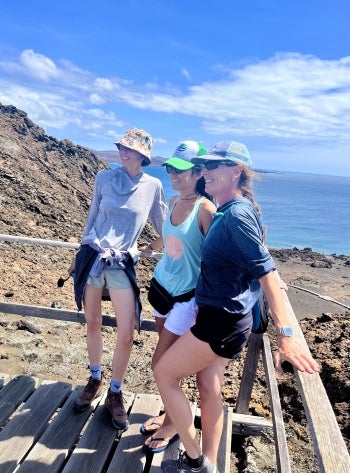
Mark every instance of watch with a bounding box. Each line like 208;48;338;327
279;327;293;337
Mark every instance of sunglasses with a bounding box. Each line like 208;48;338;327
118;145;135;154
57;275;70;287
165;164;187;174
202;161;237;170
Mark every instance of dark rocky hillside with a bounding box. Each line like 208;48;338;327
0;102;156;307
0;103;107;242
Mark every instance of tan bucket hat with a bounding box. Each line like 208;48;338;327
114;128;153;166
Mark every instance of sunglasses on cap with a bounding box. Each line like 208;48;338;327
202;161;237;170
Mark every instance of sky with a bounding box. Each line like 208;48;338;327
0;0;349;177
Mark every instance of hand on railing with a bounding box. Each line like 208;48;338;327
274;337;320;375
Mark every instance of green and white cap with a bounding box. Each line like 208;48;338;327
162;141;207;171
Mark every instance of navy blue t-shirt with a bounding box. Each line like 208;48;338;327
195;197;276;314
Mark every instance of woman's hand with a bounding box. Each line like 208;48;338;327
259;272;320;375
139;236;163;254
138;243;154;253
274;336;320;374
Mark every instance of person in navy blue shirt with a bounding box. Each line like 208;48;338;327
154;141;320;473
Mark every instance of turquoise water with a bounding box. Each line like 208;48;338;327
110;164;350;255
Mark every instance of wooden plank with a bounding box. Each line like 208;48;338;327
282;294;350;473
0;380;71;473
231;412;273;435
296;371;350;473
60;392;116;473
15;385;105;473
217;406;233;473
0;373;10;389
195;405;273;436
0;375;36;427
262;334;291;473
62;390;135;473
0;301;157;331
235;333;263;414
106;393;163;473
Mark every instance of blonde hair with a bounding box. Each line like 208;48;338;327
239;166;267;243
239;166;261;216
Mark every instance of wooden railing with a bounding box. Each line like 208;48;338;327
0;233;349;473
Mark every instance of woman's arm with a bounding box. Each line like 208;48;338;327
139;235;164;253
139;192;175;254
81;172;102;240
198;199;217;235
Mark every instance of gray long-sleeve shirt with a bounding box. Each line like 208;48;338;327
81;166;167;260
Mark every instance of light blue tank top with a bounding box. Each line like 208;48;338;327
153;197;206;296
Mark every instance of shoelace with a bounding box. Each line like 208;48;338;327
110;392;126;413
176;450;186;469
85;378;100;392
79;379;99;400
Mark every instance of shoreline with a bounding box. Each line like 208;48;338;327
269;246;350;258
268;247;350;320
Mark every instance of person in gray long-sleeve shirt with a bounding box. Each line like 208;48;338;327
69;128;167;430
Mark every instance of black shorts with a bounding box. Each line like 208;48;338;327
191;305;252;359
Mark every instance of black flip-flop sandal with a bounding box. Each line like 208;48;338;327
142;434;179;453
140;416;163;435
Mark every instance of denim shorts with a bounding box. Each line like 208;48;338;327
87;269;131;290
191;305;252;359
154;297;197;336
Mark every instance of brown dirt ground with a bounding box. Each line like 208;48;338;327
0;244;349;472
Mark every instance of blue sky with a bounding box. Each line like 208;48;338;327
0;0;349;176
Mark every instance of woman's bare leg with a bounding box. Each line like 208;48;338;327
154;330;219;461
83;284;104;366
109;287;136;382
197;357;227;464
144;327;180;447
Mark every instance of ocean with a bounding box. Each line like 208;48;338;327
110;164;350;255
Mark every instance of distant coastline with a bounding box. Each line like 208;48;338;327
96;152;349;179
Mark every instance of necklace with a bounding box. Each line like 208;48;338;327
180;195;199;201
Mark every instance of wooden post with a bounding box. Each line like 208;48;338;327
235;333;263;414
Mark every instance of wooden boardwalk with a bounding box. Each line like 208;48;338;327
1;235;350;473
0;373;268;473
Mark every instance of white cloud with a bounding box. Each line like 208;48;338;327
0;50;349;160
154;137;167;144
94;78;117;91
20;49;60;81
121;53;350;145
181;68;190;80
89;93;105;105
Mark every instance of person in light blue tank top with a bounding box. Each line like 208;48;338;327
153;196;205;296
139;141;217;454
